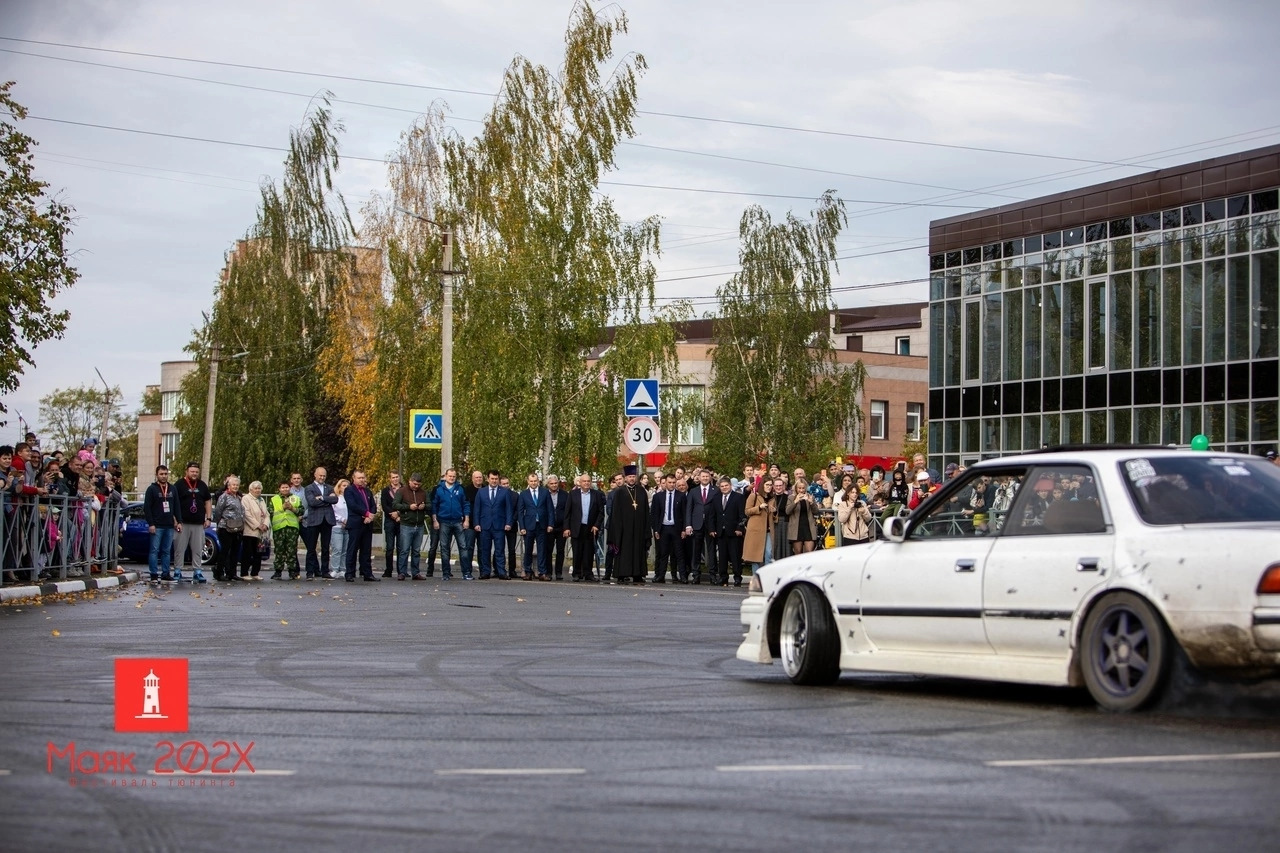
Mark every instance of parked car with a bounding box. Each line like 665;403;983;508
118;501;269;567
737;448;1280;711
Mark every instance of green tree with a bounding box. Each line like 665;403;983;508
37;383;126;456
704;191;867;471
0;81;79;419
175;98;355;485
440;1;682;477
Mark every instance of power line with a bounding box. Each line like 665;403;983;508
2;46;1019;201
0;35;1170;168
20;115;985;209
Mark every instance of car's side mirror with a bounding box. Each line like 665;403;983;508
882;515;907;543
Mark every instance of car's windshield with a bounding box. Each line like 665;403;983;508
1121;456;1280;524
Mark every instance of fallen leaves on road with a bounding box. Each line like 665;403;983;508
51;629;61;636
280;620;288;625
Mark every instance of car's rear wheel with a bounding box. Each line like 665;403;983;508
778;584;840;686
1080;592;1170;712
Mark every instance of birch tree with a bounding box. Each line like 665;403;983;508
704;191;866;471
440;0;680;476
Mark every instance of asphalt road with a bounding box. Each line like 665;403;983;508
1;573;1279;852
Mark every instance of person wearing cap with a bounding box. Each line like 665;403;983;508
607;465;650;584
908;469;939;510
1267;449;1279;466
944;462;960;480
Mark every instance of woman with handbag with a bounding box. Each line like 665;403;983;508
213;476;246;583
240;480;270;579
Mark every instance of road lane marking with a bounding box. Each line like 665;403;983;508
986;751;1280;768
716;764;862;772
435;768;586;776
146;769;296;776
0;770;10;776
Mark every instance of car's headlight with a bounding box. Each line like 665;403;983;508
748;573;762;594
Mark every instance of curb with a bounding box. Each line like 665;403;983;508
0;570;143;602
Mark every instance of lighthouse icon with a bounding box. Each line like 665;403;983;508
135;668;168;719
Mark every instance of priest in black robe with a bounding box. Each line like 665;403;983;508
607;465;650;584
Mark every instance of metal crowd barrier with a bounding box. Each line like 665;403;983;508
1;492;126;585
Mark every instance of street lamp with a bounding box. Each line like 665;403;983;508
93;367;112;454
395;206;456;476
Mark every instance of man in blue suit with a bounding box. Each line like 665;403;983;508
515;472;552;580
648;472;687;583
471;470;513;579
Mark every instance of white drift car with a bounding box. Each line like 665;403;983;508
737;448;1280;711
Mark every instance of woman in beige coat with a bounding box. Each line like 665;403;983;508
742;479;772;569
836;489;874;545
240;481;271;579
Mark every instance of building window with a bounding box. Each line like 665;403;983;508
160;433;180;469
660;385;705;446
896;335;911;356
905;403;923;441
161;391;184;422
869;400;888;440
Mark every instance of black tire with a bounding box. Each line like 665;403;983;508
778;584;841;686
1080;592;1170;712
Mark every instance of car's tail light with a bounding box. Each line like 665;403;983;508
748;573;762;594
1258;564;1280;594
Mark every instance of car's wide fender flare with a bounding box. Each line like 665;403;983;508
765;575;836;658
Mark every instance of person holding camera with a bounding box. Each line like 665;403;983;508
785;476;820;555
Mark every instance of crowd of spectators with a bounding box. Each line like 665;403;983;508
1;432;129;584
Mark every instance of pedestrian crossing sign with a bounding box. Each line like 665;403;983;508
409;409;443;449
624;378;660;417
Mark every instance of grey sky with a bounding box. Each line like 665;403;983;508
3;0;1279;437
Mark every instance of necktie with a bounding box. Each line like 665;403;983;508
702;486;708;502
490;488;495;501
722;495;727;509
665;491;673;524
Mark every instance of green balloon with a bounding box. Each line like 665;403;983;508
1190;433;1210;451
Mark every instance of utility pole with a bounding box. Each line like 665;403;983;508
395;206;457;478
202;340;220;476
441;227;454;477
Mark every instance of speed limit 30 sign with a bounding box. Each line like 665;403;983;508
623;416;660;455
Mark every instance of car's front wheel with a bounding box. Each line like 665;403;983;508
1080;592;1170;711
778;584;840;686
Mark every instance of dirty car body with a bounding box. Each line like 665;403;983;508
737;448;1280;710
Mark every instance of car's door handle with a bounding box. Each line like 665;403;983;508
954;559;976;573
1076;557;1100;572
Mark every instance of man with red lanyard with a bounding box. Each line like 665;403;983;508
143;465;180;583
173;461;211;583
343;470;380;582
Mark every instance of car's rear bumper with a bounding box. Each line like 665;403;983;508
736;595;772;664
1252;607;1280;652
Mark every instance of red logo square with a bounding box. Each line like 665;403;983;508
114;658;188;732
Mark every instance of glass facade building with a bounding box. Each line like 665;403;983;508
928;145;1280;466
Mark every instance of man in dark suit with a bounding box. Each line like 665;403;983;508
379;472;402;578
343;470;379;582
301;466;338;579
515;472;552;580
708;475;747;586
683;469;717;584
544;475;571;579
566;473;603;582
649;472;687;584
471;470;513;579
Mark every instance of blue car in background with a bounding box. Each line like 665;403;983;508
118;501;270;567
